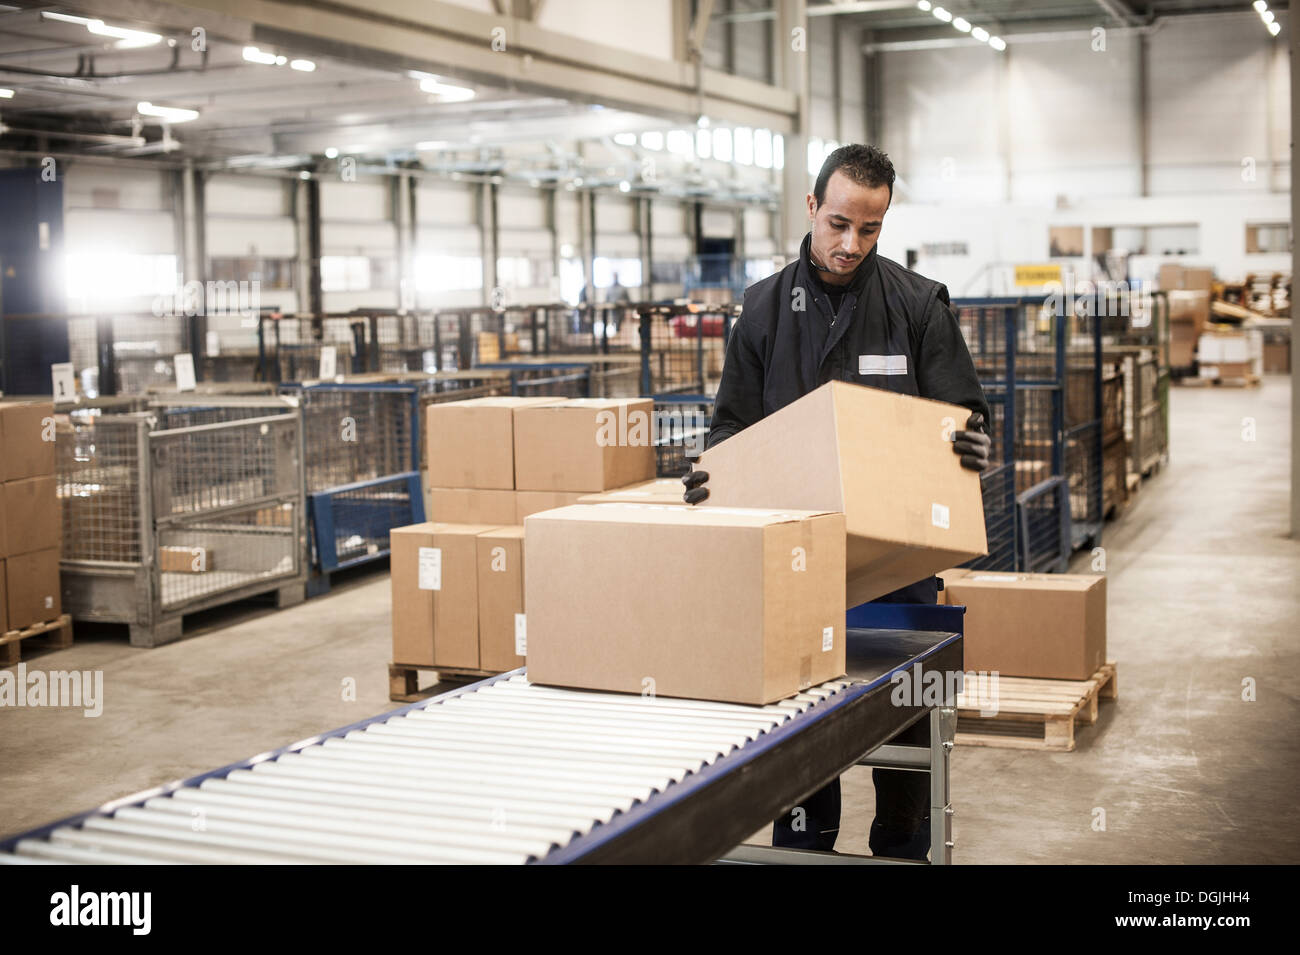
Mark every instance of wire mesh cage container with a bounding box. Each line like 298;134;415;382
635;303;738;396
56;395;307;647
652;395;715;478
962;461;1017;572
65;313;194;397
278;381;423;587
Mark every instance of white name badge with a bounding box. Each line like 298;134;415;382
859;354;909;376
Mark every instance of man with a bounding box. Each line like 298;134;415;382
682;144;991;859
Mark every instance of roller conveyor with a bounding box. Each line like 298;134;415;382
1;611;964;865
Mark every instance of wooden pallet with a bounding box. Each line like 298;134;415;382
388;662;501;702
0;615;74;666
1176;374;1261;388
955;661;1118;752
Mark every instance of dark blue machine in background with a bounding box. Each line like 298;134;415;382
0;167;67;395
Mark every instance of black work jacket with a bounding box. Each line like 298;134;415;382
707;233;991;604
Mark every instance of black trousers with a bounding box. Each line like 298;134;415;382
771;580;939;859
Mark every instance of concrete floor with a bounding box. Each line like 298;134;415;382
3;376;1298;862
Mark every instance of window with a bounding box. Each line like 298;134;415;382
773;133;784;170
640;131;664;151
754;128;773;169
65;252;177;309
733;127;753;165
1246;223;1290;254
321;255;371;292
593;256;642;289
210;256;295;289
666;129;694;156
712;127;732;163
413;254;483;293
745;257;780;282
807;137;823;176
696;128;712;160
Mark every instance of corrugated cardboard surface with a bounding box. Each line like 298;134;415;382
3;476;59;558
427;487;518;525
0;402;56;483
0;558;6;631
160;546;212;573
513;398;656;492
390;522;500;668
698;381;986;606
477;526;526;672
426;397;563;490
5;547;61;630
942;571;1106;680
577;478;689;506
524;504;846;704
514;490;585;522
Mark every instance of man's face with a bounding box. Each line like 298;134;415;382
805;169;890;283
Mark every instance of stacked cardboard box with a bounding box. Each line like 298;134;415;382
939;568;1106;680
395;396;657;671
1198;328;1263;380
1167;290;1211;368
0;401;62;632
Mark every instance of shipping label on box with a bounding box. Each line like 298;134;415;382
524;504;846;704
697;381;986;607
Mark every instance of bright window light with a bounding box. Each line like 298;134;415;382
613;132;638;146
712;127;732;162
696;128;712;159
641;130;664;151
419;77;475;101
0;89;13;99
754;128;773;169
65;252;177;309
321;256;371;292
593;257;642;289
774;133;784;170
733;127;754;165
667;129;694;156
414;254;483;293
807;137;823;176
43;12;159;48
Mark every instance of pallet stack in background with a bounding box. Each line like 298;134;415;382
0;401;65;658
389;395;656;698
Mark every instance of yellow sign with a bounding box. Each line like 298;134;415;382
1014;264;1063;287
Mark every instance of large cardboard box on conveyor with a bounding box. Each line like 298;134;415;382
696;381;987;607
523;503;846;705
939;569;1106;680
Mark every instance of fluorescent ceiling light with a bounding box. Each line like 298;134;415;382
972;26;989;42
415;140;448;151
953;17;971;32
618;180;631;192
917;1;932;10
932;6;952;23
419;77;475;101
243;45;278;65
1262;10;1275;23
324;147;339;158
137;101;199;123
0;88;13;99
290;59;315;71
1254;1;1267;11
989;36;1006;51
1268;20;1281;35
613;132;637;146
42;11;159;48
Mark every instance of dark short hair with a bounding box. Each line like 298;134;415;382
813;144;895;206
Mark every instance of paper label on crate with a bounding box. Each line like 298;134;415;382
205;331;221;357
931;502;950;530
174;353;196;392
190;548;206;572
50;362;75;402
822;626;834;652
859;354;909;376
44;596;54;609
418;547;442;591
514;614;527;656
319;346;338;380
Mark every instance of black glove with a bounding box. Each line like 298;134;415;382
952;412;991;472
682;468;710;505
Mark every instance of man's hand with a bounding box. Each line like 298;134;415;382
952;412;991;472
682;468;710;505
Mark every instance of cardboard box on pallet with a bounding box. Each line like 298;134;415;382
427;488;518;525
697;381;987;607
514;490;585;522
476;526;526;672
160;546;213;573
939;570;1106;680
5;548;61;631
3;475;59;559
524;504;846;704
390;522;499;669
426;396;565;490
0;401;56;482
513;398;656;493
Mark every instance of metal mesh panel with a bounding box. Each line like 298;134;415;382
1014;387;1056;494
112;316;190;394
1066;422;1103;539
963;462;1016;572
1019;477;1070;573
653;397;714;477
157;500;299;610
639;306;732;396
289;385;416;493
954;303;1012;383
151;414;299;518
57;413;145;564
266;317;360;381
317;477;416;567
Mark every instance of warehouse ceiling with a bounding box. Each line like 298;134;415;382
0;0;1285;188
